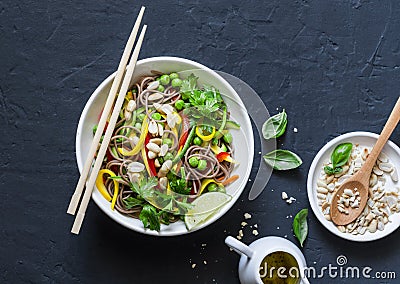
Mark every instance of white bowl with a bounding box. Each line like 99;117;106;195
76;56;254;236
307;131;400;242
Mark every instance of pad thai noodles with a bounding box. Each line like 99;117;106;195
94;71;240;231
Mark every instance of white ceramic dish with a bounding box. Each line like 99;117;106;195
225;236;309;284
76;56;254;236
307;131;400;242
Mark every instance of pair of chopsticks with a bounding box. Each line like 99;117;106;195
67;7;147;234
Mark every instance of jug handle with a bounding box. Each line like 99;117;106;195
225;236;254;258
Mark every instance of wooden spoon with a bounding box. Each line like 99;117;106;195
331;97;400;226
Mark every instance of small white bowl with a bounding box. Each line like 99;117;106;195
75;57;254;236
307;131;400;242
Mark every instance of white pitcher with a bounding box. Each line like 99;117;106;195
225;236;311;284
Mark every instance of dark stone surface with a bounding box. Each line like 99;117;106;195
1;0;400;283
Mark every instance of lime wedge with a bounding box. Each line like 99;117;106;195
184;192;232;231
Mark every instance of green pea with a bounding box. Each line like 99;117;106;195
197;160;207;171
171;78;182;87
135;122;142;129
138;113;145;121
189;157;199;167
164;152;174;161
169;72;179;80
207;183;218;192
174;100;185;111
162;138;173;147
193;137;202;146
156;77;161;81
152;112;162;120
223;132;233;144
157;85;165;92
160;74;170;85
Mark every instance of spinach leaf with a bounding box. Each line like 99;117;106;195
331;143;353;168
262;110;288;140
293;208;308;247
139;204;161;231
263;150;302;170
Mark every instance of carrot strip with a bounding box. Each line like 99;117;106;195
222;175;239;186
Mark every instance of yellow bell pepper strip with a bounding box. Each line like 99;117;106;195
172;126;178;139
118;116;148;156
110;186;119;210
141;147;151;176
211;144;223;154
174;111;182;125
199;179;223;195
95;169;115;203
167;182;172;195
195;126;215;142
126;91;133;100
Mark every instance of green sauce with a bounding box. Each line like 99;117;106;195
259;251;300;284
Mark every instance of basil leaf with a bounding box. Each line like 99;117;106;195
262;110;288;140
293;208;308;247
323;166;343;175
331;143;353;168
263;150;302;170
324;166;334;175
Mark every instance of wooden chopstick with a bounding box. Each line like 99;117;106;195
67;6;145;216
71;25;148;234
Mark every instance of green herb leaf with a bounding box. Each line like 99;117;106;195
167;172;191;195
108;176;123;181
159;210;171;225
180;73;198;93
123;196;144;209
331;143;353;168
139;204;161;231
262;110;288;140
130;177;158;200
263;150;302;170
293;208;308;247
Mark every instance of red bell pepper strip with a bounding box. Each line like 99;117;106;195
216;152;230;162
178;114;190;149
144;134;157;176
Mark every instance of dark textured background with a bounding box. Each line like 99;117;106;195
1;0;400;283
